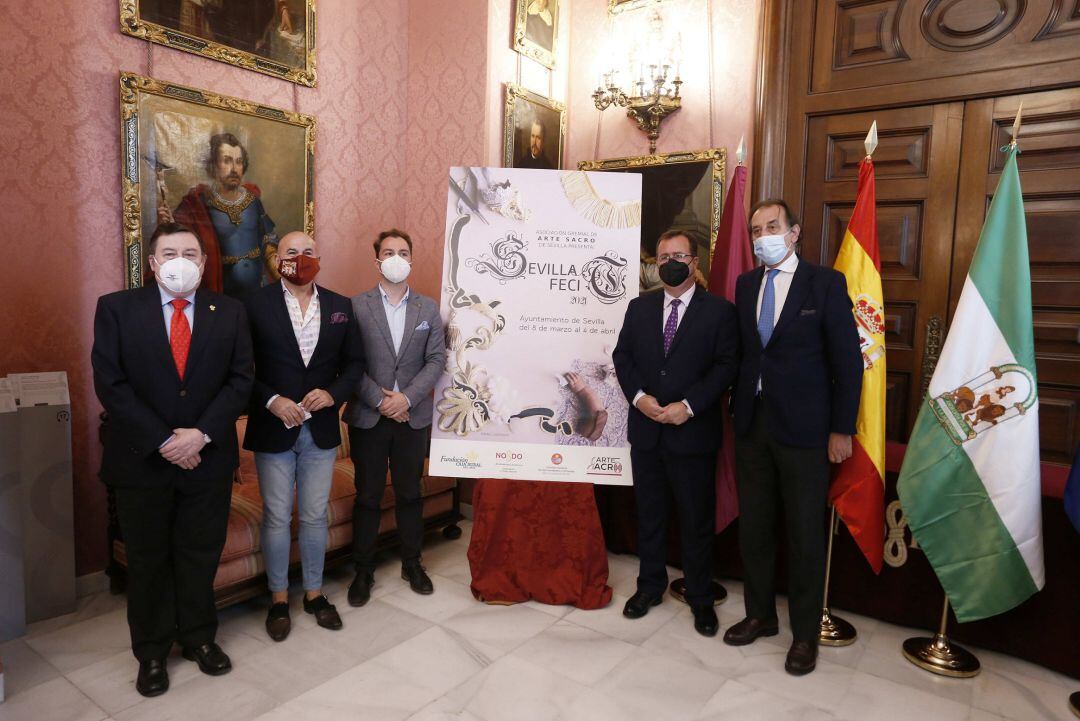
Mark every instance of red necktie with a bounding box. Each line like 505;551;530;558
170;299;191;379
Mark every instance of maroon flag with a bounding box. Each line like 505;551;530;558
708;163;753;532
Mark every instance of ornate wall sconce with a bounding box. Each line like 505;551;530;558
592;9;682;154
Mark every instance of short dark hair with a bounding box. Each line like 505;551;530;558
205;132;249;178
374;228;413;256
749;198;800;231
657;229;697;255
149;222;204;255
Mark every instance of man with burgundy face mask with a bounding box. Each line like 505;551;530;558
92;222;253;697
612;229;739;638
242;231;365;641
724;199;862;676
343;228;446;605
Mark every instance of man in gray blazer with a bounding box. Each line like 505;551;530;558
344;228;446;606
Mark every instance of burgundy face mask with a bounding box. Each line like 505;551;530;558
278;254;320;285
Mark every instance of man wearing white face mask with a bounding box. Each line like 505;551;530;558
724;200;862;676
343;228;446;605
92;223;253;697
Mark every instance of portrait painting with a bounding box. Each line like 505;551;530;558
119;72;315;302
120;0;316;86
503;84;565;171
513;0;559;69
579;149;725;293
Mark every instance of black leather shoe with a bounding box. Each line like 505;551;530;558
722;617;780;646
136;658;169;697
691;605;719;637
785;640;818;675
401;561;434;595
348;571;374;607
622;591;663;619
182;642;232;676
265;601;291;642
303;594;343;630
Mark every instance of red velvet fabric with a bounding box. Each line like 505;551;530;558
468;479;613;609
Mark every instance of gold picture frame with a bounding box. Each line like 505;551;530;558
119;71;315;296
503;84;566;170
513;0;559;69
120;0;317;86
579;148;726;290
609;0;668;15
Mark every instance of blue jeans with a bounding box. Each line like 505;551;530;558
254;424;338;592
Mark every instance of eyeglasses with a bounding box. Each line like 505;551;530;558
657;252;696;263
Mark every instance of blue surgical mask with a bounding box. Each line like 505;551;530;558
753;231;792;266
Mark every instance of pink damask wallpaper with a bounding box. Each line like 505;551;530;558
0;0;409;574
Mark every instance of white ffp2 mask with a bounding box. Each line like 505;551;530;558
379;254;412;284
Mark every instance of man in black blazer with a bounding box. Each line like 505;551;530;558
723;199;862;675
243;231;365;641
92;223;253;697
613;229;738;637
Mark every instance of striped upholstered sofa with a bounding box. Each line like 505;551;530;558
105;416;461;607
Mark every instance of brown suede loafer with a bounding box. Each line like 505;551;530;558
785;640;818;676
265;601;291;642
722;617;780;646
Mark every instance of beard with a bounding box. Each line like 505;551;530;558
219;173;243;189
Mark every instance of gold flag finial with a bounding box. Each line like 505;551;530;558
864;120;878;158
736;135;746;166
1011;102;1023;146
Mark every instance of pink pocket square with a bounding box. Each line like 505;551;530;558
330;312;348;324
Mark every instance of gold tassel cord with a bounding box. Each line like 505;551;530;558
560;172;642;229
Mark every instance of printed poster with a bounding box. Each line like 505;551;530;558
429;167;642;485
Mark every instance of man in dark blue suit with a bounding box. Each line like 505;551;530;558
613;230;739;637
723;199;862;675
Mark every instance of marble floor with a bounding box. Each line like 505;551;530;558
1;521;1077;721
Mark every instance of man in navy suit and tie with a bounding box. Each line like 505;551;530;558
613;229;739;637
723;199;862;675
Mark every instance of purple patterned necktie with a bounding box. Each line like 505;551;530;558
663;298;681;356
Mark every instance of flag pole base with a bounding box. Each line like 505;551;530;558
1069;691;1079;719
902;634;980;678
819;607;857;647
668;578;727;606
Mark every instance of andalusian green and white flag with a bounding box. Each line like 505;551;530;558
896;142;1043;623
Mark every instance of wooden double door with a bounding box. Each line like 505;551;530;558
757;0;1080;465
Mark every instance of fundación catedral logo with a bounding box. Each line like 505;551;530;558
439;452;482;471
586;456;623;476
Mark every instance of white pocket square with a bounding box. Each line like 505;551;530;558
415;320;430;331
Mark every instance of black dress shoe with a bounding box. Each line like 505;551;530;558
348;571;374;607
691;605;719;637
136;658;169;697
401;561;434;595
265;601;291;642
182;642;232;676
785;640;818;675
722;617;780;646
303;594;343;630
622;591;663;619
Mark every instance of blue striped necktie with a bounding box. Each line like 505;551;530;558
758;269;780;346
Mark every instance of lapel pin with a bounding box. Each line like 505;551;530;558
209;304;216;311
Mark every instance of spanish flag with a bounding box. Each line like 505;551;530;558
831;149;886;574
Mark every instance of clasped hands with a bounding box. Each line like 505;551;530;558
379;389;410;423
268;389;334;428
159;427;207;470
635;394;691;426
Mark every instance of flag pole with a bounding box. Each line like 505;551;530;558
902;596;981;677
819;506;857;645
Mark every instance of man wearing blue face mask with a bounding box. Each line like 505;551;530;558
724;200;862;676
92;223;253;697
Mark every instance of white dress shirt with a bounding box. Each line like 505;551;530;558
158;284;196;338
379;284;411;405
756;252;799;391
633;284;697;416
265;281;321;410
